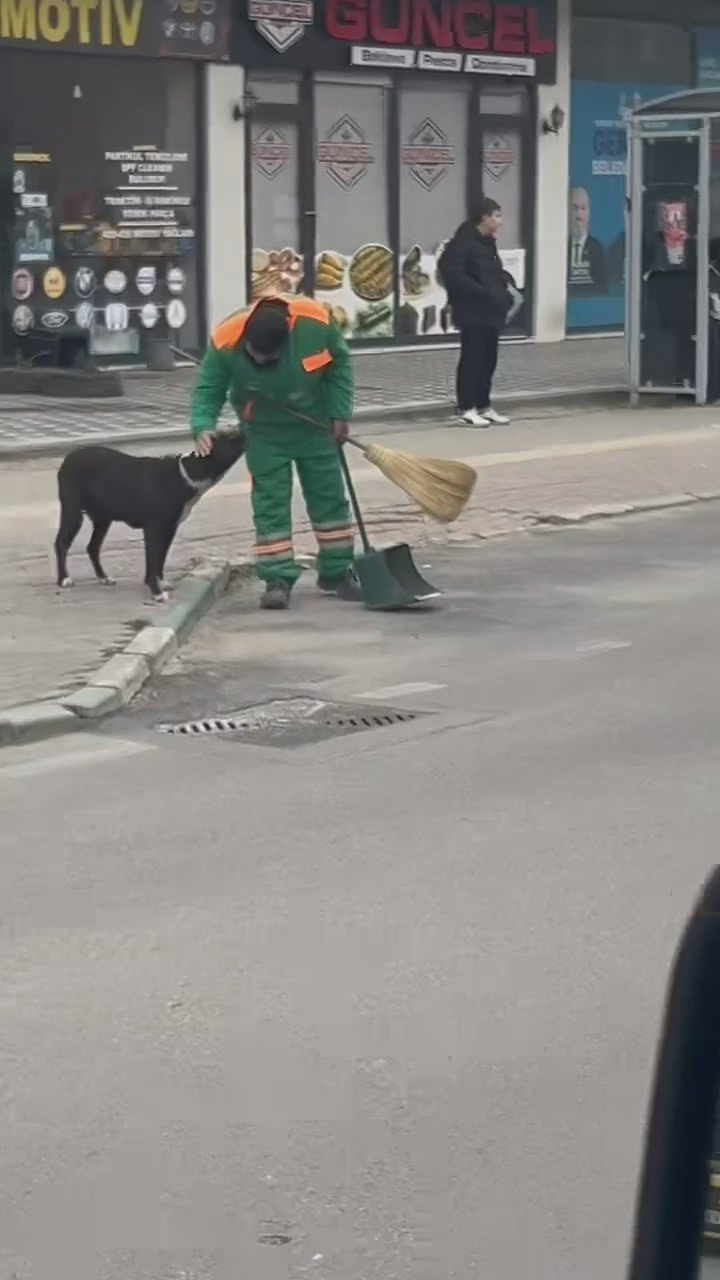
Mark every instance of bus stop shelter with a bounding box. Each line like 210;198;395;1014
627;88;720;406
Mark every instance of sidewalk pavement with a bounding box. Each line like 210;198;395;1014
1;396;719;719
0;336;626;454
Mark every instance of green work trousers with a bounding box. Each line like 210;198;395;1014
246;422;354;586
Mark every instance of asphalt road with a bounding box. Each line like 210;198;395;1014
4;504;720;1280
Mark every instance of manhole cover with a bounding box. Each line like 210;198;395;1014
156;697;428;748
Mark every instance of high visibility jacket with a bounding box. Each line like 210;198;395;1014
190;296;354;435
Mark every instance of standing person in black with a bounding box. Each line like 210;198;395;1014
439;198;512;427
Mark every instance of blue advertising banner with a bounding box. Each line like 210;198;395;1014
567;80;684;331
695;28;720;88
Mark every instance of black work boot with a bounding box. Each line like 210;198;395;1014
261;580;291;610
317;569;363;602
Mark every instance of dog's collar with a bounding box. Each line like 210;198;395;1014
177;455;207;492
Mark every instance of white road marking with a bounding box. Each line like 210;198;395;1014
355;681;446;700
0;734;153;780
575;639;633;656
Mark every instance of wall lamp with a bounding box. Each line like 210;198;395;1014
542;104;566;135
231;88;259;122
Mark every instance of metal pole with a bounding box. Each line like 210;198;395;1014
695;120;711;405
628;126;643;407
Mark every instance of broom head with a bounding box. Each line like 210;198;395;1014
360;442;477;523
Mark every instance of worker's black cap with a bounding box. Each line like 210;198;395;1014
244;301;290;357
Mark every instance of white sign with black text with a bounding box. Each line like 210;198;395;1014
350;46;536;76
350;45;415;68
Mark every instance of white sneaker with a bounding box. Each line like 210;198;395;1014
458;408;491;427
483;406;510;425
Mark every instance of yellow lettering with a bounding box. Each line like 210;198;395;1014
71;0;97;43
0;0;143;45
113;0;141;46
99;0;110;42
0;0;37;39
38;0;70;41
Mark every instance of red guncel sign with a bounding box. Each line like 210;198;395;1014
325;0;554;54
239;0;557;82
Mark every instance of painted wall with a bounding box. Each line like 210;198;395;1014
696;27;720;88
205;64;247;332
534;0;570;341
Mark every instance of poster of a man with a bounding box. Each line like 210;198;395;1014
568;186;608;295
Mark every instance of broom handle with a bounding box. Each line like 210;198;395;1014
337;445;372;554
242;392;365;450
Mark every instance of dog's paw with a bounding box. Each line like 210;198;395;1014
98;576;116;587
59;577;74;589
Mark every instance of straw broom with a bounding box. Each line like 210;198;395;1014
189;336;477;522
276;403;478;524
346;439;477;524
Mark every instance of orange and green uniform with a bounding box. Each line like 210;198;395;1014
190;296;354;586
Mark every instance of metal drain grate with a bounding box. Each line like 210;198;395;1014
157;697;427;748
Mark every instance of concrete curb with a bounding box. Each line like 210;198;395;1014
0;558;252;749
0;384;628;459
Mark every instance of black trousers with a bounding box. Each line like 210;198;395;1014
456;325;500;412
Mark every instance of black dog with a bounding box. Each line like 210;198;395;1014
54;432;246;601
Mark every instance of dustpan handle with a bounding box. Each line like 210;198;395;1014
338;446;371;554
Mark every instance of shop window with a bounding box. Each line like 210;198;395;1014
313;80;393;341
398;82;469;340
5;53;200;361
249;119;304;300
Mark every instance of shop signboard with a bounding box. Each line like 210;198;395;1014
9;142;194;349
99;147;195;255
0;0;230;59
567;80;685;332
236;0;557;83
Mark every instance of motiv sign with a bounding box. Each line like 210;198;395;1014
0;0;230;59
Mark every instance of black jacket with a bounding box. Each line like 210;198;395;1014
438;222;512;331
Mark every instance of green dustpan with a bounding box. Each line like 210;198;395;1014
339;449;441;610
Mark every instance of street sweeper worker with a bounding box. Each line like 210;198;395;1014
190;295;361;611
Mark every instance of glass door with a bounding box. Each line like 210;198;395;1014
638;134;701;393
472;87;533;336
247;79;314;304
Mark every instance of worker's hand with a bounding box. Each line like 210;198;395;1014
331;419;350;444
195;431;216;457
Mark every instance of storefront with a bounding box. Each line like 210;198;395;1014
0;0;230;365
233;0;557;344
